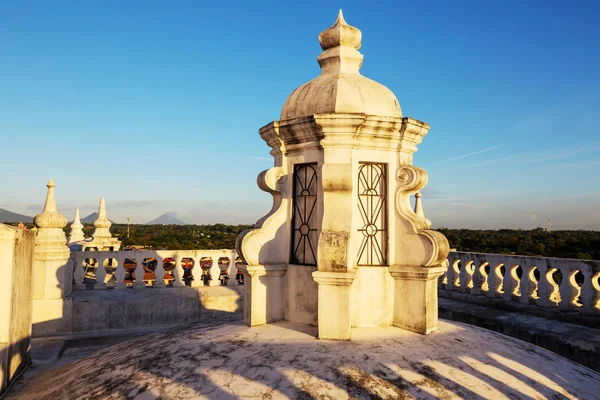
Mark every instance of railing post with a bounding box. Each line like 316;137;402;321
502;264;519;301
173;251;185;287
558;267;578;310
458;256;469;292
536;261;551;307
486;263;502;298
73;254;86;291
208;254;221;286
154;255;166;288
580;269;594;313
133;253;145;289
445;257;455;291
114;253;127;290
94;255;107;290
227;251;237;284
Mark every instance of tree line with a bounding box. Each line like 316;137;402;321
4;222;599;260
438;228;600;260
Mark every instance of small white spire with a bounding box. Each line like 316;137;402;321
34;179;67;229
68;208;85;244
414;191;425;218
93;197;111;229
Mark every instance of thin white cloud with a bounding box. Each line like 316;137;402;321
523;141;600;165
474;151;534;166
436;145;503;164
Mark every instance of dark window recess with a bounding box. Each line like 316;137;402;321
291;163;318;265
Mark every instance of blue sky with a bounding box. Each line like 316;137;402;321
1;0;599;229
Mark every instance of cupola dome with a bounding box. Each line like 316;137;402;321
280;10;402;121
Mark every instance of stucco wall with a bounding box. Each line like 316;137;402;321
284;264;318;326
33;286;243;337
351;267;394;327
0;224;35;395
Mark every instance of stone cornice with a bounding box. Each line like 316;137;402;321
238;264;287;278
389;265;446;281
312;270;356;286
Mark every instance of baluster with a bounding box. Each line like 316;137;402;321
470;261;483;295
439;259;449;288
227;251;237;283
503;264;518;301
94;256;107;290
592;272;600;313
154;255;166;288
580;269;594;313
547;267;561;307
114;254;127;290
173;252;185;287
558;268;578;310
133;255;146;289
519;264;533;304
535;261;551;307
445;258;455;291
73;255;86;291
209;256;221;286
190;256;203;287
104;253;116;288
458;258;469;291
486;263;502;298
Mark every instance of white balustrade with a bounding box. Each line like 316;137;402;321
440;251;600;315
71;249;239;291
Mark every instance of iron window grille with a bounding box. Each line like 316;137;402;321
357;162;388;266
291;163;318;265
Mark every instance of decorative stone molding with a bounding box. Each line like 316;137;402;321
237;10;449;339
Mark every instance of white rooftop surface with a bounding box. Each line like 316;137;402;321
11;317;600;399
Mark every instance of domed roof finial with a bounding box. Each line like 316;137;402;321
34;179;68;229
318;9;362;51
279;10;402;120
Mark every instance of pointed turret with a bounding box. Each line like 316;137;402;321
93;198;111;230
68;208;85;244
34;179;67;229
88;197;119;250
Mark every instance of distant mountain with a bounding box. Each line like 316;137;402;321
81;212;98;224
0;208;34;223
146;212;186;225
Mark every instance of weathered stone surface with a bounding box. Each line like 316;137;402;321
33;286;243;337
0;223;36;395
9;319;600;399
238;11;449;340
439;297;600;372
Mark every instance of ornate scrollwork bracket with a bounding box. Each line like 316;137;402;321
236;166;289;266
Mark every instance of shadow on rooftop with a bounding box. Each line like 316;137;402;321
8;318;600;400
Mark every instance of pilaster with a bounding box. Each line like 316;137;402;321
312;270;356;340
389;265;445;334
239;264;287;326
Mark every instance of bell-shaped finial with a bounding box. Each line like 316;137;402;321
34;179;68;229
318;9;362;51
68;208;85;244
316;10;364;75
93;197;112;229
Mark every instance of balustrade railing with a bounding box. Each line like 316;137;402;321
440;251;600;314
71;249;241;290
